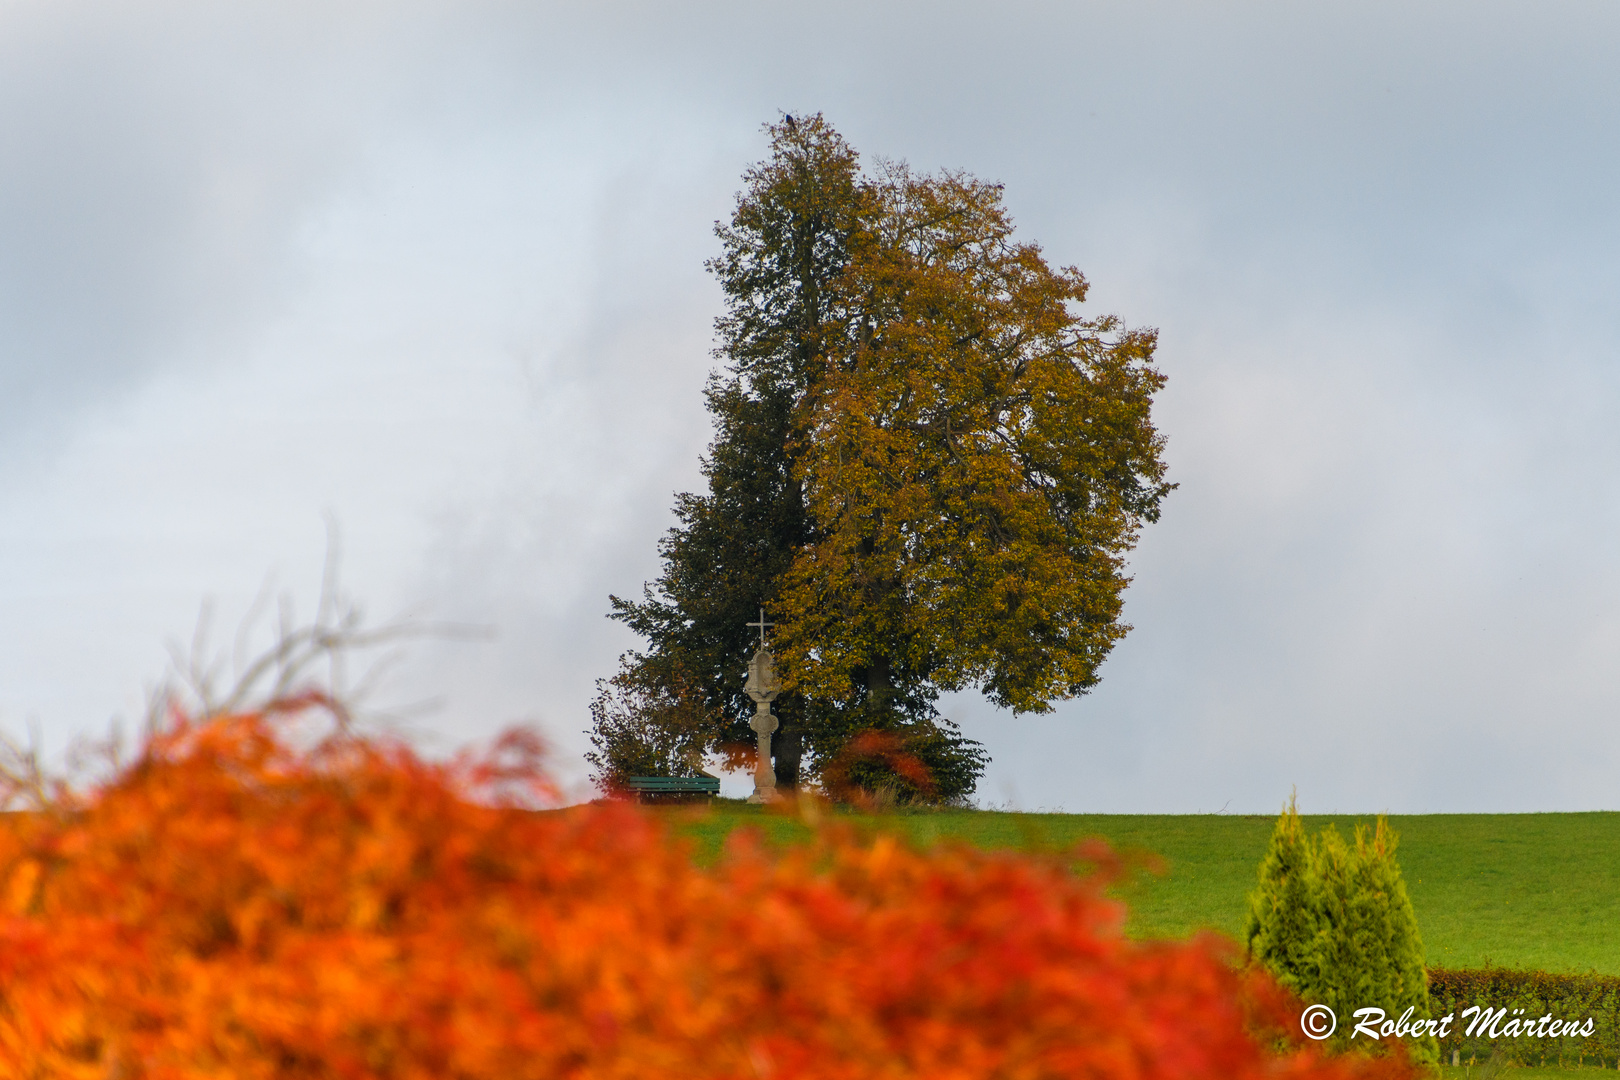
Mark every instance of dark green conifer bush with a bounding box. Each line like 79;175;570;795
1246;797;1437;1064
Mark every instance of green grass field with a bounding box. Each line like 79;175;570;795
669;803;1620;976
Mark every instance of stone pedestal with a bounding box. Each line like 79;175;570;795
747;704;779;804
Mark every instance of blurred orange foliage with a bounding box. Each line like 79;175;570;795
0;697;1417;1080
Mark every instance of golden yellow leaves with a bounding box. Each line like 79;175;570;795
776;163;1169;712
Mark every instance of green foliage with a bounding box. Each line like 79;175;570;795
1247;799;1437;1063
1429;967;1620;1068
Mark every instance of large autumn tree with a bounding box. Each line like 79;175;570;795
592;115;1171;799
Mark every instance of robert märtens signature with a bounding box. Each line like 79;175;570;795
1299;1004;1597;1042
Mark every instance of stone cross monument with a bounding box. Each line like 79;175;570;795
743;608;781;804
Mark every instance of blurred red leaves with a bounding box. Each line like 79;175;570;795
817;730;937;805
0;700;1418;1080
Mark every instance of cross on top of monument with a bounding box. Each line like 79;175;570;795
746;607;775;648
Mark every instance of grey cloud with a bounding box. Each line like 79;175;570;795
4;0;1620;810
0;4;388;451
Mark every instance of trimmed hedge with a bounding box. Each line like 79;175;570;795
1428;967;1620;1068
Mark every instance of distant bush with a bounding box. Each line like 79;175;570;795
1429;966;1620;1067
0;698;1422;1079
816;718;988;806
1247;797;1437;1064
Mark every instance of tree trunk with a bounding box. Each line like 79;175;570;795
773;709;803;791
867;655;893;710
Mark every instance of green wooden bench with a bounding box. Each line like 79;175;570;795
624;775;720;802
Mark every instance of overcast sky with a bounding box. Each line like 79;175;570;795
2;0;1618;812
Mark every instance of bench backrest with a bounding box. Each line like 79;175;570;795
624;776;720;793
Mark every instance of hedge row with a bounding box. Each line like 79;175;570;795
1428;967;1620;1068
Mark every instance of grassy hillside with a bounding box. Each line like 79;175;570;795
672;803;1620;976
